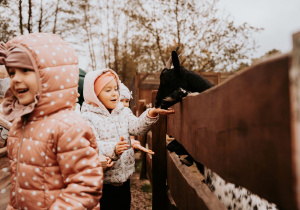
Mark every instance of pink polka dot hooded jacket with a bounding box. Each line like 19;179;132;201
2;33;103;210
81;69;159;184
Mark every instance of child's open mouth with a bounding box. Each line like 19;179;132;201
16;88;29;94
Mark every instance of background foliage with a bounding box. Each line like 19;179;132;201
0;0;273;87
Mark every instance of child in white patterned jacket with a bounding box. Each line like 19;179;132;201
119;82;151;153
81;69;174;210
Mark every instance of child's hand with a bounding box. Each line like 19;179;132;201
106;156;114;168
115;136;129;156
131;139;140;149
133;144;155;155
148;108;175;117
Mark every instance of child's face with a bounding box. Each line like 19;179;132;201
97;79;119;111
121;99;130;108
8;67;38;105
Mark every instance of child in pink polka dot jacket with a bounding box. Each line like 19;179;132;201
0;33;103;210
81;69;175;209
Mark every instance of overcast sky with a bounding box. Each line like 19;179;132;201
217;0;300;58
79;0;300;69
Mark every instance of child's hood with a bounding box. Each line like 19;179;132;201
2;33;79;121
83;69;121;112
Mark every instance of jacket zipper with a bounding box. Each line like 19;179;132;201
15;118;27;208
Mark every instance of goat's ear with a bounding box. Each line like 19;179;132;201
172;50;180;74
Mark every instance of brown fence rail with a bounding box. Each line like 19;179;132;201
136;32;300;209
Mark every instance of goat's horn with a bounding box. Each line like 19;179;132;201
166;56;172;69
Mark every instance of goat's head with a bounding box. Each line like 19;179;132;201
155;49;214;109
155;50;182;108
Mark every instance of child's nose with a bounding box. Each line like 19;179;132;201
12;71;22;82
113;90;118;95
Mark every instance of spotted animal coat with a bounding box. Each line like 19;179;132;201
3;33;103;210
81;69;159;184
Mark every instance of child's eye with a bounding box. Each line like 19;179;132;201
23;69;32;73
8;71;15;78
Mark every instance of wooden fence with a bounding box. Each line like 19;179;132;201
136;31;300;209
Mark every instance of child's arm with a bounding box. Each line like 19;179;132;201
148;107;175;117
50;123;103;210
126;107;174;136
131;138;154;155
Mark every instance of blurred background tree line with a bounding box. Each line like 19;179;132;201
0;0;280;87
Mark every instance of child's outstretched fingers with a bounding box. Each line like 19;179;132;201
134;144;155;155
157;108;175;115
148;107;175;117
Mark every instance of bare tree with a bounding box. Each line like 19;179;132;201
81;0;97;71
52;0;60;34
27;0;32;33
175;0;181;47
38;0;43;32
0;0;16;42
19;0;23;34
124;0;261;72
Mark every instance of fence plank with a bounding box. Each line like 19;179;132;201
146;131;153;183
152;91;168;209
167;150;226;210
291;32;300;209
167;53;298;209
138;100;147;179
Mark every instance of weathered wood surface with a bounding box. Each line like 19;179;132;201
152;91;168;210
291;32;300;209
138;100;147;179
167;52;299;209
167;150;226;210
146;131;153;183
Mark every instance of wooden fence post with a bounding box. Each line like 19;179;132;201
138;100;148;179
151;90;167;210
291;31;300;209
135;73;140;113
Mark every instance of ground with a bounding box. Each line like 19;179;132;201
130;152;152;210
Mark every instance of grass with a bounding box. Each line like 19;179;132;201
140;183;152;193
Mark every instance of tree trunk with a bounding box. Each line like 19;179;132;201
83;1;96;71
38;0;43;32
19;0;23;34
175;0;181;47
27;0;32;33
106;2;112;69
53;0;60;34
155;30;165;66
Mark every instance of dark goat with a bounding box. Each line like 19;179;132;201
156;50;214;166
155;50;214;109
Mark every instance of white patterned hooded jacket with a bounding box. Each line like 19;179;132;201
81;69;159;184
